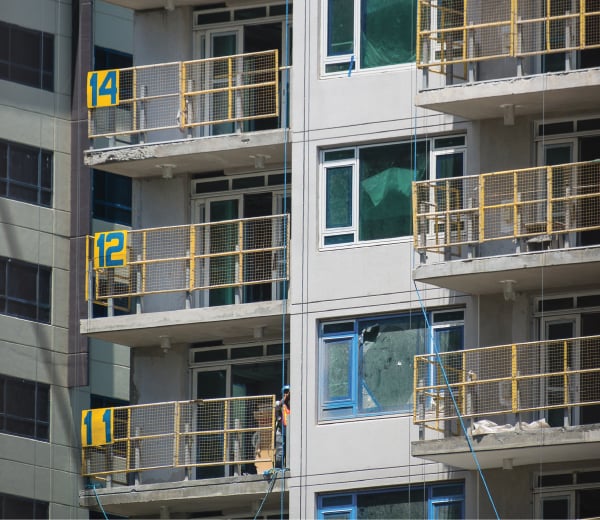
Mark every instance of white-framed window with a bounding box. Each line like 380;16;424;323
323;0;417;74
320;135;465;247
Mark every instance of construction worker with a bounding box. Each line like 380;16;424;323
275;385;290;468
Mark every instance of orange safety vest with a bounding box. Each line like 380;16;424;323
282;404;290;427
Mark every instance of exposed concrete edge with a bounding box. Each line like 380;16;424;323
412;423;600;458
80;300;289;335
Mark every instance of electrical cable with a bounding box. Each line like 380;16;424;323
91;484;109;520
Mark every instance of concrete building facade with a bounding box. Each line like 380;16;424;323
0;1;131;517
77;1;600;519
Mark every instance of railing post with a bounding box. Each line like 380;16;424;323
237;220;244;304
87;255;94;319
565;10;572;71
184;422;192;481
511;344;518;414
136;254;142;314
565;186;571;248
467;22;476;82
419;201;428;264
134;426;141;486
139;84;147;144
563;339;570;427
186;78;194;139
233;418;241;476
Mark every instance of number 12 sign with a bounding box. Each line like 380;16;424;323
94;230;128;269
87;69;119;108
81;408;114;447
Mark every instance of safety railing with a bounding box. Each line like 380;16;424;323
81;395;277;483
417;0;600;76
413;160;600;256
85;214;289;306
87;50;279;141
414;335;600;433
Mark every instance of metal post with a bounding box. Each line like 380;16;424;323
139;85;147;144
467;23;476;82
184;422;191;481
186;78;194;139
134;426;141;486
136;254;142;314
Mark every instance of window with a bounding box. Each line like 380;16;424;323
0;375;50;442
319;310;463;420
324;0;416;73
321;137;465;247
0;492;48;519
317;482;465;519
0;257;51;324
535;470;600;519
0;21;54;91
92;170;132;226
0;140;52;207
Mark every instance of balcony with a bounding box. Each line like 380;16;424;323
412;336;600;469
81;215;289;347
79;396;288;517
84;50;289;178
412;160;600;294
415;0;600;118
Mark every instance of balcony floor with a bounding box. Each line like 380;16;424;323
84;128;289;178
80;474;288;517
80;300;288;347
412;422;600;470
416;67;600;120
413;245;600;294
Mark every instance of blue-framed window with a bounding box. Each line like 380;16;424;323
317;482;465;519
0;492;49;519
324;0;417;74
319;310;463;420
92;170;132;226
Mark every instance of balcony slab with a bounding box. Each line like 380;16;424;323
80;300;289;347
84;129;289;178
412;423;600;470
80;474;288;517
413;246;600;294
416;68;600;120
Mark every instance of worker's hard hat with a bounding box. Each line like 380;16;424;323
282;384;290;393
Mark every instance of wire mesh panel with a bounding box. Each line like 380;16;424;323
82;396;276;480
417;0;600;72
88;51;279;140
183;50;278;128
89;215;289;301
413;335;600;432
413;160;600;254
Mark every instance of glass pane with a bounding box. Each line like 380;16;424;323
326;166;353;229
6;379;35;418
357;488;426;519
433;501;463;520
359;142;428;241
328;0;354;56
358;314;426;413
323;338;352;401
361;0;416;68
541;497;569;519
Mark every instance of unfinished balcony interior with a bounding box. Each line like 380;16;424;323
79;395;289;518
84;2;291;179
411;330;600;470
412;158;600;294
80;202;290;346
415;0;600;119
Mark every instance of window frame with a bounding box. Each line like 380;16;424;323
0;139;53;208
317;482;465;519
0;374;50;442
320;137;466;248
0;492;49;519
322;0;417;75
0;257;52;324
319;310;464;421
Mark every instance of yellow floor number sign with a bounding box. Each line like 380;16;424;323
87;69;119;108
81;408;114;447
93;230;128;269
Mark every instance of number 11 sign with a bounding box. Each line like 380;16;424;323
81;408;114;447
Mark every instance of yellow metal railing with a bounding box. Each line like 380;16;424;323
413;160;600;254
85;214;289;303
417;0;600;73
414;335;600;432
81;396;277;481
87;50;280;140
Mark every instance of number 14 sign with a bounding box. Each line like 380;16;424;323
87;69;119;108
